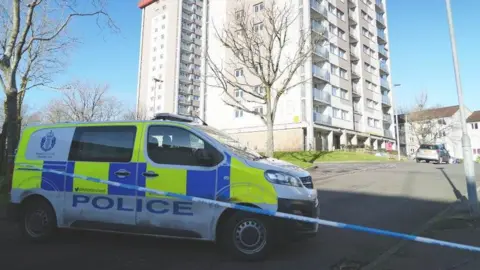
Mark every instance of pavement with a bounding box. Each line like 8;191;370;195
0;162;479;270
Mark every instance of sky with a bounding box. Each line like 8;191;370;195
23;0;480;113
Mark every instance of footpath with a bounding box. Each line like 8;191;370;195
366;201;480;270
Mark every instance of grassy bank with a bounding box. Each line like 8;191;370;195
274;151;393;168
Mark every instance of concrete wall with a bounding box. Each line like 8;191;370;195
228;128;305;152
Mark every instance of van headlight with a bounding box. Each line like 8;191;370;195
264;170;303;187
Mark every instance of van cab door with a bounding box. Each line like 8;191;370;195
135;123;224;239
64;125;141;230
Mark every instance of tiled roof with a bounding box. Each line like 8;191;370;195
467;111;480;123
408;105;459;121
138;0;156;9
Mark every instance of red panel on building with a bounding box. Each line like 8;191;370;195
138;0;156;9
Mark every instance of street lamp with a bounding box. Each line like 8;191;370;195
445;0;479;214
393;83;401;161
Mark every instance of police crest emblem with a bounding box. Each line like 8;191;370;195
40;130;56;152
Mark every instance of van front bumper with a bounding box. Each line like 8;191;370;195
275;198;320;239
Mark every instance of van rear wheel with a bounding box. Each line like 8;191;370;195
19;199;57;242
219;211;272;261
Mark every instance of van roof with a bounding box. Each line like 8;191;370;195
24;113;202;128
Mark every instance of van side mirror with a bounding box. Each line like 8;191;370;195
195;148;214;166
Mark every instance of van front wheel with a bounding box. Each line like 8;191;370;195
20;199;57;242
220;211;272;261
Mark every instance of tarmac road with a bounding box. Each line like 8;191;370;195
0;162;474;270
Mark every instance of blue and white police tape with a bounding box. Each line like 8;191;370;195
17;163;480;253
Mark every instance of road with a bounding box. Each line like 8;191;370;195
0;162;477;270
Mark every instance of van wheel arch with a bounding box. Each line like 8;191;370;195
215;203;261;242
19;194;58;242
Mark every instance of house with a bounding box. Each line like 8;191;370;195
467;111;480;160
398;105;473;159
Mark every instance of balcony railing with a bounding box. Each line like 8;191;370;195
375;0;385;11
310;0;328;18
314;112;332;126
313;88;331;104
376;14;386;26
312;65;330;82
314;45;329;60
378;46;388;57
383;114;392;122
380;78;389;89
380;62;389;73
377;30;386;42
352;84;361;95
353;105;361;113
382;95;391;105
384;130;393;138
311;20;328;38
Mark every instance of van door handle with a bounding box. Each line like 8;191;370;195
143;171;159;178
114;170;131;178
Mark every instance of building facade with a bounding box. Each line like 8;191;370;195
136;0;204;118
398;105;477;160
467;111;480;160
203;0;397;152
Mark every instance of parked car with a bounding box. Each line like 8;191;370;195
415;144;451;164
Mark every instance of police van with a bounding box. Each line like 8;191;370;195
6;113;319;260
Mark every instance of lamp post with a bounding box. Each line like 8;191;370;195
445;0;479;214
393;83;401;161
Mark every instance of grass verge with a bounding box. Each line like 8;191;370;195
274;151;393;168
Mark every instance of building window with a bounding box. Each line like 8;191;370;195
254;107;264;114
339;68;348;79
235;109;244;118
234;89;243;98
69;126;136;162
254;2;265;12
235;69;244;77
253;23;264;32
254;85;265;94
472;123;478;129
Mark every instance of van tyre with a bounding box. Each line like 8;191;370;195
19;199;57;242
219;211;272;261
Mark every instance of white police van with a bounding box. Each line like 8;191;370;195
7;113;319;261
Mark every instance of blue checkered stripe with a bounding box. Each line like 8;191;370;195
40;155;233;200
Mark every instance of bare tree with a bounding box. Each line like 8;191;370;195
404;91;459;145
0;0;116;162
43;80;121;123
205;0;321;157
122;105;149;121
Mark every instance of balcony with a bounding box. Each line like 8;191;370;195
351;65;360;79
182;13;193;22
179;74;190;83
376;14;386;28
192;99;200;107
310;0;328;19
180;54;191;63
311;20;329;39
179;87;192;94
182;24;194;33
382;95;391;106
352;85;361;96
350;47;359;61
182;3;194;13
312;65;330;82
380;62;389;74
353;105;362;114
375;0;385;12
179;98;192;106
378;46;388;58
377;30;387;44
348;0;356;7
182;34;194;43
383;114;392;123
313;45;329;61
380;78;390;90
355;122;363;131
181;44;193;52
348;13;357;25
314;112;332;126
384;130;393;138
313;88;331;104
349;29;358;43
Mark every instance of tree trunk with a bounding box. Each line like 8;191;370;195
266;117;274;157
5;91;19;157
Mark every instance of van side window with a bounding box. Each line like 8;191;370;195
147;125;222;167
69;126;136;162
